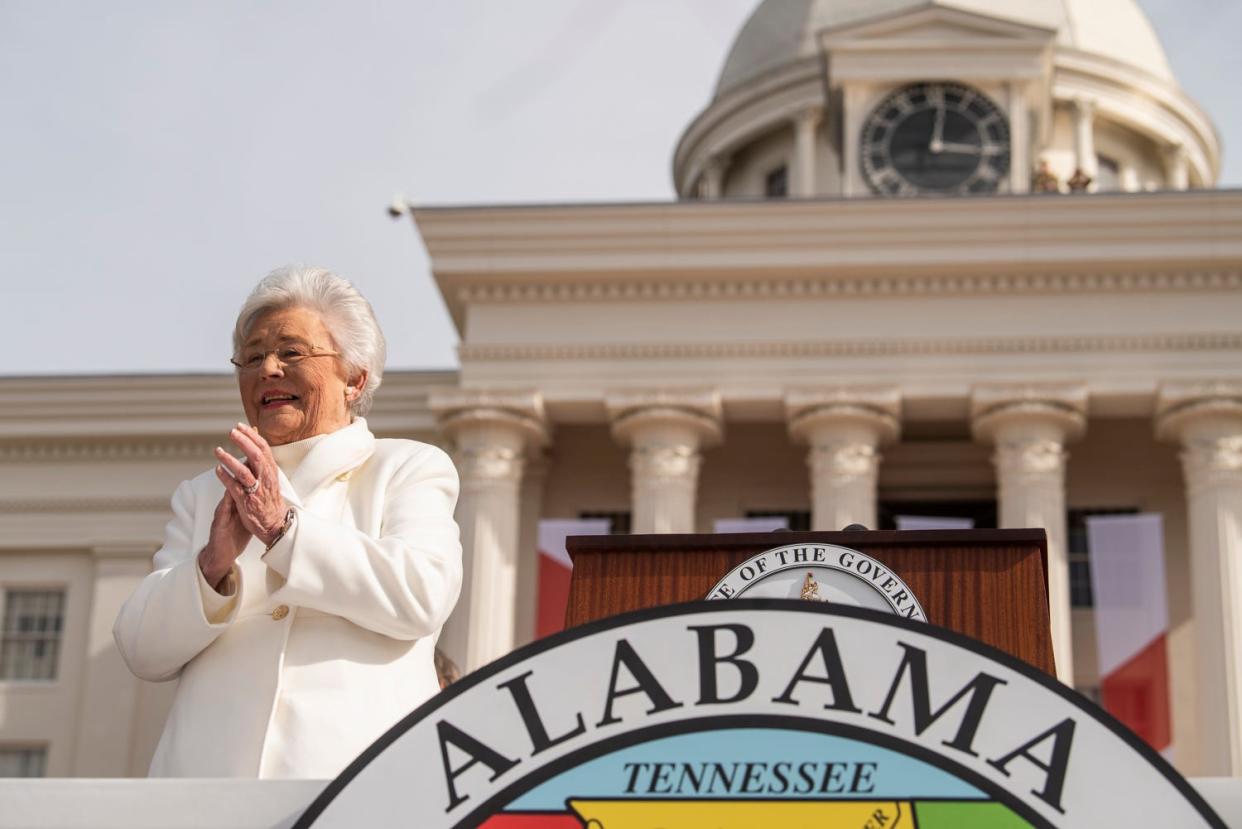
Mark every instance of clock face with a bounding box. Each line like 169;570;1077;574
860;82;1011;196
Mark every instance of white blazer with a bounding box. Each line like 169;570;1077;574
113;418;462;778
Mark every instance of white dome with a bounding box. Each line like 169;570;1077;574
715;0;1175;98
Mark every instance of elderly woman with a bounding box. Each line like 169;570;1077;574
113;265;461;778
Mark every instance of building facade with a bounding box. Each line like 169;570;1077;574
1;0;1240;781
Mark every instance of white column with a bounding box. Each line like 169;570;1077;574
72;546;151;775
701;157;727;200
842;84;869;197
792;106;823;198
432;390;547;672
787;388;900;531
513;453;548;648
973;385;1086;686
1157;382;1242;775
607;390;722;534
1165;143;1191;191
1072;98;1098;187
1006;81;1031;194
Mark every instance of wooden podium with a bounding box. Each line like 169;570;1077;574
565;529;1056;676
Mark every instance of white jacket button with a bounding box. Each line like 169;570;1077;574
271;605;290;621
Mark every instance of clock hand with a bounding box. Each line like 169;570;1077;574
930;95;946;153
937;141;983;154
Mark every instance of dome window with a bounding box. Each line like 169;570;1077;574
765;165;788;198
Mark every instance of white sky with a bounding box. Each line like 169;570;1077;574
1;0;1238;377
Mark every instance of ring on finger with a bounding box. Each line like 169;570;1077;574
244;479;260;495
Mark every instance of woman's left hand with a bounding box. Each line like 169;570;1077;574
214;422;289;546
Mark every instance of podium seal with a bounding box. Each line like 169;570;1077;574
706;543;927;622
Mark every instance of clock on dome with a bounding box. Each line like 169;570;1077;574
860;81;1011;196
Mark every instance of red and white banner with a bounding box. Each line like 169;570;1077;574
535;519;609;639
1086;513;1172;756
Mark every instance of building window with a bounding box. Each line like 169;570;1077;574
746;510;810;531
1067;508;1138;608
578;511;631;535
0;746;47;777
0;589;66;681
765;165;788;198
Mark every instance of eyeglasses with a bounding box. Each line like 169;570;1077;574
230;342;341;373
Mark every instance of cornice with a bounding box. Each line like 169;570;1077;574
459;333;1242;363
453;269;1242;307
416;191;1242;261
414;191;1242;330
0;370;453;443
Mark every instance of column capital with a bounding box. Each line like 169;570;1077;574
606;388;723;447
1156;382;1242;492
785;386;900;445
785;387;898;531
430;387;549;449
1156;381;1242;440
1072;97;1096;118
431;388;548;486
608;389;720;534
970;384;1087;444
792;105;824;129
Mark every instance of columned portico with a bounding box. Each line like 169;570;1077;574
431;389;548;671
1157;382;1242;776
607;390;722;534
786;388;900;532
972;385;1086;685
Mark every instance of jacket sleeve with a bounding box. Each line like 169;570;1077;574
261;444;462;641
113;479;242;682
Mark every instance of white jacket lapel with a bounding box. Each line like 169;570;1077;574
288;418;375;503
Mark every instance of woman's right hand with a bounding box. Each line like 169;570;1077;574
198;491;251;591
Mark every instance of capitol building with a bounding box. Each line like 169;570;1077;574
1;0;1240;782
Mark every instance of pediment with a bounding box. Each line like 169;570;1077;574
821;3;1058;49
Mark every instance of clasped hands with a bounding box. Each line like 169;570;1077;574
198;423;289;590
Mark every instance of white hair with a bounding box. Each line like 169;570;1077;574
232;265;386;416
